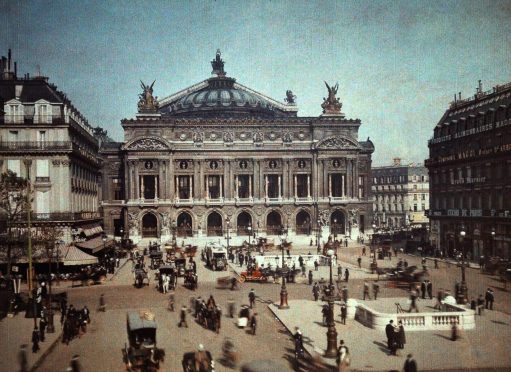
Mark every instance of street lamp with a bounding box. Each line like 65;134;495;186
317;218;322;254
457;226;468;304
279;227;290;310
247;224;252;245
491;227;496;257
226;217;231;252
46;239;62;333
324;248;338;358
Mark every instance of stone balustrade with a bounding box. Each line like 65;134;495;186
354;301;475;331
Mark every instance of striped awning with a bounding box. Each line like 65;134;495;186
81;224;104;237
61;245;98;266
75;236;114;254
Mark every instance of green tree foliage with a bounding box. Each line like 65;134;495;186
0;170;29;275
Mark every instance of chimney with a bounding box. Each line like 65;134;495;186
393;157;401;166
478;80;482;93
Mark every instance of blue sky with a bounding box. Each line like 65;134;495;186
2;0;510;165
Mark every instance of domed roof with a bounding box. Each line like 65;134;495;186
159;77;295;118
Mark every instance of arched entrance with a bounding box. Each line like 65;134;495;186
142;213;158;238
207;212;223;236
177;212;193;237
330;210;345;237
266;211;282;235
295;210;311;235
237;212;252;236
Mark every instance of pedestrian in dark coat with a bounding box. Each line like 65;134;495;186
314;260;319;271
298;255;304;267
404;354;417;372
39;317;47;342
19;344;28;372
427;280;433;299
344;268;349;282
485;288;494;310
363;282;371;300
373;282;380;300
308;270;313;285
420;281;426;299
357;256;362;268
32;328;40;353
249;289;256;308
342;286;349;302
340;303;347;325
178;305;188;328
344;238;348;247
312;283;320;301
385;320;395;350
397;320;406;349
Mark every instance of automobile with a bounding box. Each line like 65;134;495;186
156;265;177;291
150;251;163;270
205;243;228;271
174;258;187;277
386;265;429;287
238;269;269;283
123;311;165;371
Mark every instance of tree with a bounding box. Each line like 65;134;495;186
0;170;29;276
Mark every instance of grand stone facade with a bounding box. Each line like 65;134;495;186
101;52;374;245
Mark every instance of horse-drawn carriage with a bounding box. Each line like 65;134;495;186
149;250;163;270
257;237;275;251
196;303;221;333
156;265;177;292
134;269;150;288
71;265;108;287
184;270;198;290
182;347;215;372
123;311;165;371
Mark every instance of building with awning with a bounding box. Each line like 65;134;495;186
60;244;98;266
75;236;115;255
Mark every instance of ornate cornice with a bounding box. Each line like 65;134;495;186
122;136;173;151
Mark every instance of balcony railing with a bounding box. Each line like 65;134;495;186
35;177;50;183
14;212;102;222
177;227;193;237
0;141;72;151
207;227;223;237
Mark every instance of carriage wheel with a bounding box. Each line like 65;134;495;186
239;275;246;283
99;275;107;283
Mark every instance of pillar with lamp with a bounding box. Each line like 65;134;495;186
316;218;322;254
46;239;63;333
456;225;468;304
324;248;338;358
279;226;290;309
226;217;231;252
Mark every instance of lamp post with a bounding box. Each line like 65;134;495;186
226;217;231;252
247;224;252;245
324;248;338;358
491;227;496;257
102;236;107;257
279;227;289;309
46;239;61;333
457;226;468;304
317;218;322;254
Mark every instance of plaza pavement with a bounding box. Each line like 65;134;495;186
270;298;511;371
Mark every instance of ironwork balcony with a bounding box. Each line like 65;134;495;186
0;141;72;151
13;212;102;223
35;176;50;183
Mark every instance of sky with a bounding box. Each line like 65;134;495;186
2;0;510;166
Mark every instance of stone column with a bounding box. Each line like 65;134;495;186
265;175;268;198
234;175;238;198
353;159;359;199
220;176;223;198
228;160;233;199
278;175;282;198
199;160;204;199
188;175;192;200
294;175;297;198
193;160;199;199
311;153;318;200
168;159;173;200
328;174;332;197
61;160;71;211
322;159;328;198
249;175;252;198
140;175;145;200
224;160;229;199
206;175;209;199
134;162;139;200
154;175;158;199
347;159;352;198
342;174;345;197
307;174;311;198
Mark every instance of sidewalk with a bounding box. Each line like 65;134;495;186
0;313;61;372
269;299;511;371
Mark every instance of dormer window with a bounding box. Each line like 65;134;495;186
35;100;52;123
5;100;23;123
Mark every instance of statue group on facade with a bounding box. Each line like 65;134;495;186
138;80;159;112
321;81;342;115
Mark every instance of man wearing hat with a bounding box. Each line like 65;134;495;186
195;344;209;372
404;353;417;372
